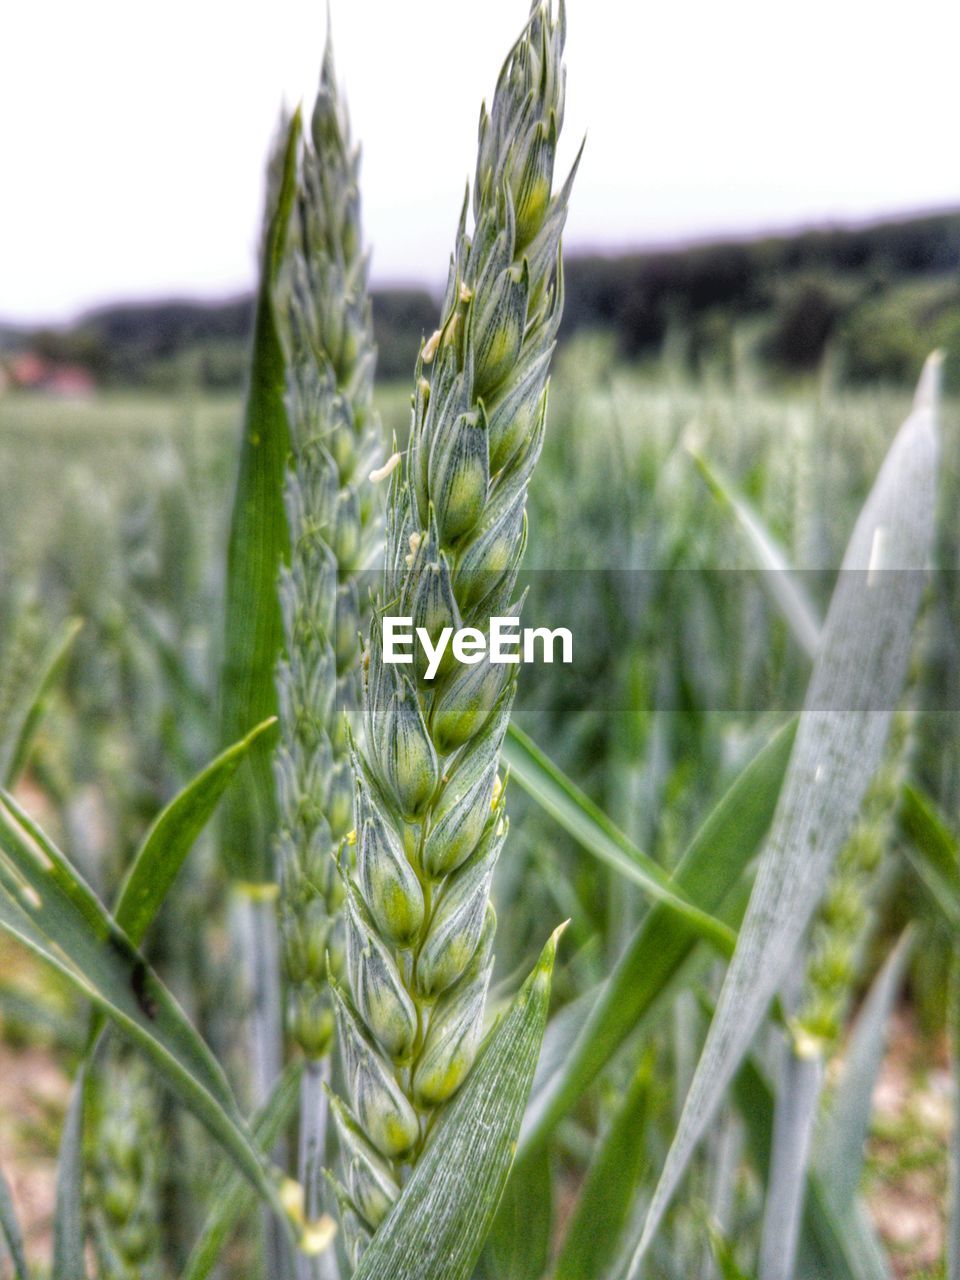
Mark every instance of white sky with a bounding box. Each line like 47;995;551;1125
1;0;957;324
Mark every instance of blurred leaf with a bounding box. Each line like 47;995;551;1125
691;450;822;660
128;596;211;719
900;783;960;928
352;927;562;1280
218;109;301;883
481;1145;552;1280
181;1061;303;1280
554;1055;652;1280
1;616;82;787
949;947;960;1280
704;1225;753;1280
630;360;938;1268
0;794;290;1227
115;717;277;946
817;929;912;1209
504;724;736;954
0;981;86;1053
900;777;960;1280
533;988;595;1082
733;1052;890;1280
520;718;796;1157
758;1048;825;1280
796;1200;892;1280
0;1161;27;1280
52;1067;87;1280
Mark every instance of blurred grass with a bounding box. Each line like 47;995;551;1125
0;351;957;1275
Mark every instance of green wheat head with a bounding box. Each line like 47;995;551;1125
329;1;579;1262
273;39;382;1060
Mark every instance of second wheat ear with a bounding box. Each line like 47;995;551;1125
273;37;381;1066
330;1;580;1264
271;33;382;1268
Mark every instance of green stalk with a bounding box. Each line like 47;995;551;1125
233;885;291;1278
299;1059;339;1280
241;888;285;1107
757;1048;824;1280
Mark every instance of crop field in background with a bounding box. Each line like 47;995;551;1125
0;348;956;1277
0;366;938;574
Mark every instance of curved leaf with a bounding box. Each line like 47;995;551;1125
504;724;736;954
115;717;276;945
0;795;290;1229
691;450;821;660
1;616;82;788
630;356;939;1269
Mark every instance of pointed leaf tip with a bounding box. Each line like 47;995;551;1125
913;349;943;412
544;918;569;962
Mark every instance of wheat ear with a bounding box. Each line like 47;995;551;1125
271;36;381;1269
330;1;578;1260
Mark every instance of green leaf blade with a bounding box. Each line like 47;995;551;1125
520;717;796;1157
900;784;960;928
218;110;301;883
0;799;289;1228
691;449;822;660
115;718;277;945
2;616;83;789
480;1145;552;1280
734;1052;891;1280
631;357;940;1268
503;723;736;954
816;929;913;1211
554;1055;652;1280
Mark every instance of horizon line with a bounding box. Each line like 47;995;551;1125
3;200;958;333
